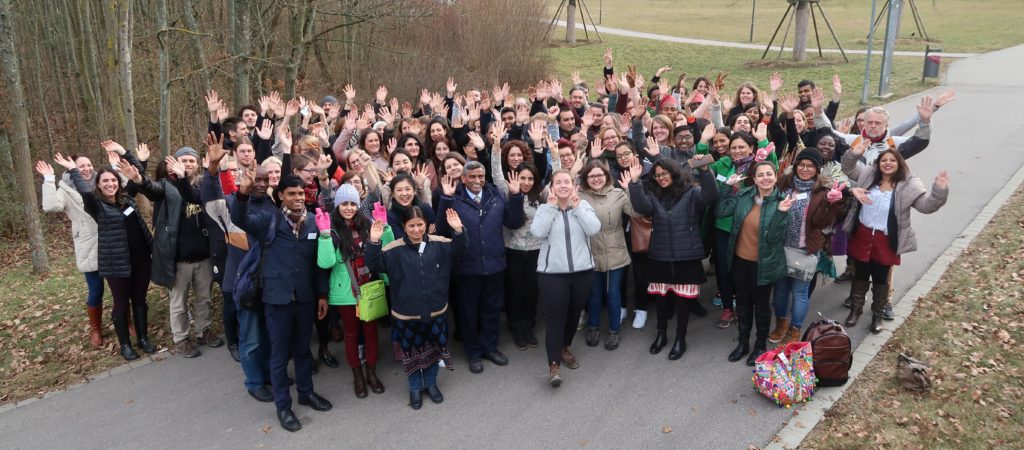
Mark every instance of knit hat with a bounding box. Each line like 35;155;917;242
689;92;706;105
793;148;824;170
658;94;679;111
322;95;339;106
174;146;199;160
334;183;360;208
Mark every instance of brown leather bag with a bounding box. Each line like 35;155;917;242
800;318;853;387
629;216;653;253
896;353;932;392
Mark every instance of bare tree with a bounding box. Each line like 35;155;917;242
0;0;49;273
115;0;138;151
157;0;170;156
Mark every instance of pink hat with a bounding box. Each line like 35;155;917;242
658;94;679;111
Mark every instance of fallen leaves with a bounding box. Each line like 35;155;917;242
661;426;672;434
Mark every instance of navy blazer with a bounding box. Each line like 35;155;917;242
231;198;329;305
435;183;525;276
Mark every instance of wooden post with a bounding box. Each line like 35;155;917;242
566;0;576;43
792;1;810;61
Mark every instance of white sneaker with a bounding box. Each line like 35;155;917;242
577;311;586;331
632;310;648;329
620;308;628;325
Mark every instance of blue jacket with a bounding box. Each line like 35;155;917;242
231;197;329;305
435;183;525;276
365;232;468;320
200;172;277;294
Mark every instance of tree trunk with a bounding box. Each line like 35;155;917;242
101;1;124;140
566;0;576;43
31;17;56;158
157;0;170;156
230;0;250;107
182;0;210;94
116;0;137;151
285;0;316;98
0;0;49;273
74;0;108;137
793;1;810;61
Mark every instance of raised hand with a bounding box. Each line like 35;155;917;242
646;136;661;156
753;122;768;141
369;219;386;243
238;169;255;195
700;123;716;143
570;70;583;86
270;91;284;118
205;90;221;114
53;152;77;170
627;157;642;183
165;155;186;179
309;102;325;117
446;77;457;96
217;102;231;123
827;180;844;203
838;118;854;134
401;101;413;118
136;143;151;162
715;71;730;90
770;72;784;94
257;119;273;140
100;140;127;155
832;74;842;100
618;170;632;189
603;47;613;67
316;153;333;171
508;171;521;195
725;173;747;186
595;78;608;96
378;106;395;126
411;163;427;187
850;138;869;155
117;157;141;182
590;138;602;159
570;185;581;208
851;187;871;205
917;96;935;124
777;193;796;212
278;123;293;152
467;131;485;150
315;207;331;232
258;95;270;115
441;174;457;197
810;87;825;111
419;88;431;105
934;170;949;189
343;84;356;101
935;89;956;107
386;137;398;155
285;99;300;118
35;160;54;177
205;132;226;166
778;94;799;115
581;108;595;129
446;208;463;233
375;85;388;104
547;184;558;205
655;66;672;77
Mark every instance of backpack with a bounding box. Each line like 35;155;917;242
234;214;277;312
801;318;853;387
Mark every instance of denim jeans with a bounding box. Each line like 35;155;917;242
407;362;439;391
586;268;625;332
237;306;271;392
84;271;104;307
773;276;812;328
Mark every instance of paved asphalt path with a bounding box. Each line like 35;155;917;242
2;45;1022;450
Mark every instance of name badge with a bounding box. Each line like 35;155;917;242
794;192;808;201
716;174;728;182
307;233;317;240
123;206;135;217
418;242;426;254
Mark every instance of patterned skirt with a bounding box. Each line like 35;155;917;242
391;314;454;376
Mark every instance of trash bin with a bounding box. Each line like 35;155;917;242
922;46;941;81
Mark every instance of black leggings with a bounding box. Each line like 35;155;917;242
504;249;540;327
731;256;772;344
852;259;891;284
627;251;651;311
654;293;693;337
105;256;151;317
538;271;594;365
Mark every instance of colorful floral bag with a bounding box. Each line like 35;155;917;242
753;342;817;407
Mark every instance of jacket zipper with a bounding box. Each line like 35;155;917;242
562;209;574;272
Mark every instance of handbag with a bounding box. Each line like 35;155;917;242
629;216;653;253
356;280;388;322
896;353;932;392
784;246;819;282
753;342;817;407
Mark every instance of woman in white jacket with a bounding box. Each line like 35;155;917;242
36;156;104;347
531;169;601;387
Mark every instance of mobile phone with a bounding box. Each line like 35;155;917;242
688;157;713;169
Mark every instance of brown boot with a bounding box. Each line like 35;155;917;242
365;364;385;394
560;347;579;369
548;362;563;387
87;305;104;347
844;279;870;327
783;326;803;345
768;317;790;344
352;366;368;398
869;284;889;334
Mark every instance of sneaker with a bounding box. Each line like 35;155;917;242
605;332;620;351
198;329;224;348
548;363;563;387
716;310;736;329
712;292;723;308
632;310;648;329
883;302;895;320
176;339;201;358
620;308;628;325
585;327;600;347
577;312;586;331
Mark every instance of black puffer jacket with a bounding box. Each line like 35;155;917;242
71;169;152;278
627;169;718;262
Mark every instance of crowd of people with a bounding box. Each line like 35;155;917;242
36;48;954;431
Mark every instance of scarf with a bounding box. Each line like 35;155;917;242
862;129;888;144
783;177;815;249
282;205;307;237
733;155;755;177
303;181;319;207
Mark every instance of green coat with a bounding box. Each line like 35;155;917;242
698;139;778;233
715;185;790;286
316;225;394;306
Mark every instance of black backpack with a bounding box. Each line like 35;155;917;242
801;318;853;387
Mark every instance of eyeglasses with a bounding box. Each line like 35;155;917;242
587;174;606;180
301;168;318;175
654;172;671;180
615;153;633;160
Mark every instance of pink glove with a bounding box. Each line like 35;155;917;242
827;181;844;204
372;201;387;223
314;208;331;232
755;143;773;162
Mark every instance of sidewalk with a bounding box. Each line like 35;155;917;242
1;45;1022;450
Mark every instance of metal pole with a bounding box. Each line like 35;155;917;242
877;0;900;97
861;0;878;105
750;0;756;43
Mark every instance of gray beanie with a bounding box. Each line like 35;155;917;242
334;183;360;208
175;146;200;160
322;95;339;106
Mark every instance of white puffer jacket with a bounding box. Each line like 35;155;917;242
42;175;99;273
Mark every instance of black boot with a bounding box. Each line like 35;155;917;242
649;329;668;354
112;312;139;361
729;307;751;362
870;284;889;334
845;279;870;327
524;321;539;347
667;336;686;360
511;323;528;351
133;304;157;354
728;342;749;362
746;339;767;366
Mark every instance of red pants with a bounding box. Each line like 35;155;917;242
336;305;379;367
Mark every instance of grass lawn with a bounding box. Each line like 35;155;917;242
546;32;942;120
0;219;221;405
801;184;1024;449
547;0;1024;54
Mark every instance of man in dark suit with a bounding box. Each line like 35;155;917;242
232;173;331;432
